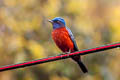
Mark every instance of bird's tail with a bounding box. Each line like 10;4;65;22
77;60;88;73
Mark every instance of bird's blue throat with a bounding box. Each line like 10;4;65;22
52;23;65;29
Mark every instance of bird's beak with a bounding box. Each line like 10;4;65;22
48;19;53;23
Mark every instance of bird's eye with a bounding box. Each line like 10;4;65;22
56;20;60;23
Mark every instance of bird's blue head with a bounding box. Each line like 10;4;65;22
48;17;66;29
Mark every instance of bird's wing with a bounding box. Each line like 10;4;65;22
66;27;78;51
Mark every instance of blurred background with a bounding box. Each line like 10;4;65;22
0;0;120;80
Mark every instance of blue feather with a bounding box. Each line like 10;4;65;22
66;27;78;51
50;17;78;51
51;17;66;29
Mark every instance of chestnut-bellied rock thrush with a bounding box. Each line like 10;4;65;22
48;17;88;73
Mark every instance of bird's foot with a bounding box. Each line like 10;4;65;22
65;52;71;54
65;50;71;57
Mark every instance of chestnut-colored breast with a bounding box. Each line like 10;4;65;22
52;27;74;52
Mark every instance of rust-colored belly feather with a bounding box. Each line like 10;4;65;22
52;27;74;52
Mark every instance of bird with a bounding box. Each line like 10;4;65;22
48;17;88;73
